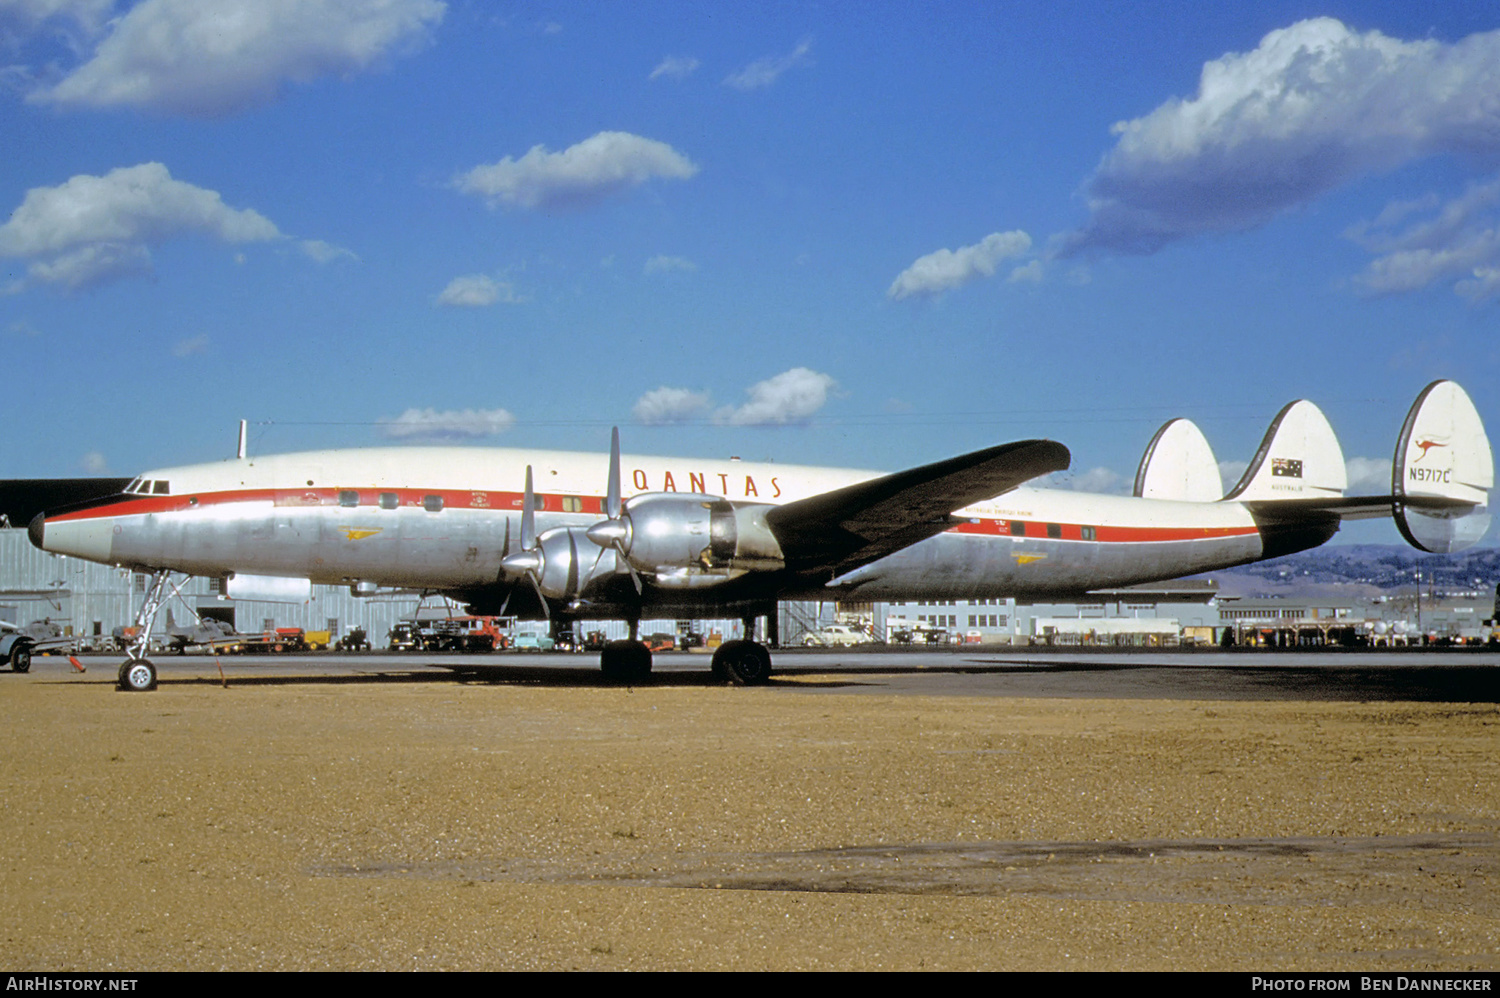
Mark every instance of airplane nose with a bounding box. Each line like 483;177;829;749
27;513;44;551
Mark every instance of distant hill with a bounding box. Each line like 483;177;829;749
1195;544;1500;600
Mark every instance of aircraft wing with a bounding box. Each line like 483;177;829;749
765;439;1069;576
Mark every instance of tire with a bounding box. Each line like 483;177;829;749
10;642;31;674
600;640;652;683
712;640;773;685
117;658;157;692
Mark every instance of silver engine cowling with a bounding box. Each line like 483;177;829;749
601;493;784;588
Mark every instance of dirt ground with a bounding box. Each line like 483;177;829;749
1;668;1496;971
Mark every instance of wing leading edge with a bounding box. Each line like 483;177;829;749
765;439;1070;577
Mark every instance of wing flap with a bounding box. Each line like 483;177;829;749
766;439;1069;575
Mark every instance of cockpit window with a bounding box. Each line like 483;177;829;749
126;478;144;494
152;480;170;495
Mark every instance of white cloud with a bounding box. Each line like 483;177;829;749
434;273;522;307
1;0;113;39
887;231;1032;300
1218;460;1249;494
724;37;811;91
1457;266;1500;302
649;55;699;81
379;407;515;440
1007;259;1044;284
79;450;108;474
0;162;282;290
33;0;445;116
1344;457;1392;493
1349;176;1500;299
300;239;358;264
632;368;839;427
1065;18;1500;255
716;367;837;426
633;386;713;425
454;131;698;212
643;254;696;275
171;333;209;357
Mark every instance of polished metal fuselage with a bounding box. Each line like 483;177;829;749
35;445;1283;619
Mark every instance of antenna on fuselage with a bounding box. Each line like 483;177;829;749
236;420;248;460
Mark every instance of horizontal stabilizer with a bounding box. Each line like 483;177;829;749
1224;400;1347;503
1134;418;1222;501
1392;380;1492;553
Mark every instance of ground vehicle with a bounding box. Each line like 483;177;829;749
335;627;371;651
387;622;421;651
512;628;555;651
643;632;676;651
799;623;872;647
428;615;507;652
1;629;32;672
241;627;306;653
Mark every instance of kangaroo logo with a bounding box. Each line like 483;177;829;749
1412;438;1447;463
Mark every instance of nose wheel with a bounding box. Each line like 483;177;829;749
118;658;157;692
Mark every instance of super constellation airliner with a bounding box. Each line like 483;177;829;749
24;380;1493;691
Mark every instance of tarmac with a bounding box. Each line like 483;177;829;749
2;647;1496;971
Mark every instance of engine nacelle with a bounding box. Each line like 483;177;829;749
529;526;619;601
617;493;784;587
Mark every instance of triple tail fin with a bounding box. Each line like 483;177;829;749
1223;400;1348;502
1134;418;1223;501
1392;380;1492;553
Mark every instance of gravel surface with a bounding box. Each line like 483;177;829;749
2;666;1496;971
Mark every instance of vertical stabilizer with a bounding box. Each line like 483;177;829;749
1134;418;1222;501
1393;380;1492;553
1224;400;1348;502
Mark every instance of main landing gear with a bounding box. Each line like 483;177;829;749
116;569;174;692
712;610;774;685
592;614;775;685
710;639;773;685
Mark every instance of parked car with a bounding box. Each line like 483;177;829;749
512;628;555;652
800;623;873;647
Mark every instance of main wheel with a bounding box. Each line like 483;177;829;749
10;642;31;673
117;658;157;692
600;640;652;683
712;640;773;685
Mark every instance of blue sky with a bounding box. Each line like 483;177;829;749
2;1;1497;544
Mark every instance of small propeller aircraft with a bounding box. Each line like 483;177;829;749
24;380;1493;692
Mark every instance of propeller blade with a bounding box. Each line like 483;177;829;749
606;426;621;520
520;465;536;551
526;571;550;618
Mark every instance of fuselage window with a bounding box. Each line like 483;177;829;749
561;496;582;513
422;495;443;512
379;492;399;510
1082;526;1097;541
1010;521;1026;537
1046;523;1062;539
338;490;359;508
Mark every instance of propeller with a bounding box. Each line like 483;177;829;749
586;427;642;593
499;466;549;617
